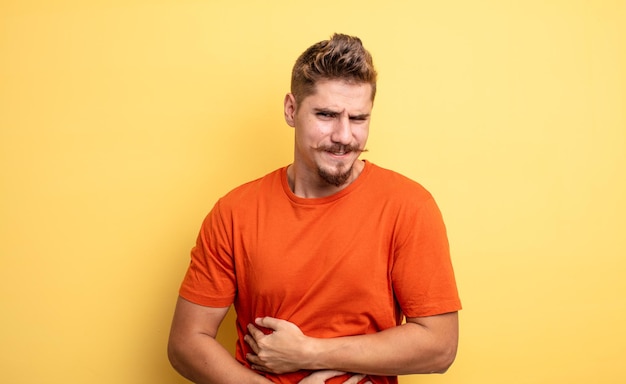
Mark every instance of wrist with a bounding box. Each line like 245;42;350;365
303;336;326;370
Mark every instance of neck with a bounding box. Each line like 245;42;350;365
287;160;365;198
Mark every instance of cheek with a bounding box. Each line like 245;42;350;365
354;125;370;143
297;120;332;141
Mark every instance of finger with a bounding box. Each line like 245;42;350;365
307;370;346;381
246;351;270;372
243;333;259;354
247;322;266;339
255;316;285;330
246;352;259;365
249;361;270;373
342;374;366;384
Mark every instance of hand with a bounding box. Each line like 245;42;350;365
298;370;372;384
245;317;312;374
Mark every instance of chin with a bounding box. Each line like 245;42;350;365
317;165;353;187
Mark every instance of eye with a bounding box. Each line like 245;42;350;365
349;115;369;123
316;111;337;119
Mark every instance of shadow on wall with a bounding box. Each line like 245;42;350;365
216;306;238;356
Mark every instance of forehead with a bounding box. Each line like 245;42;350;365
302;79;373;110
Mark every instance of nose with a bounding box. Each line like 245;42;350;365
330;115;352;145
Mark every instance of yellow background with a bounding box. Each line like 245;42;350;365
1;1;625;383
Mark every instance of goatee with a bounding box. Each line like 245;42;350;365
314;144;367;187
318;165;353;187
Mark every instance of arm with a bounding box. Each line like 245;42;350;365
245;311;458;376
168;296;272;384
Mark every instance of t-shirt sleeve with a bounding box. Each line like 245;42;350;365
392;195;462;318
178;199;237;307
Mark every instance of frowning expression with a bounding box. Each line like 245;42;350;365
284;79;373;188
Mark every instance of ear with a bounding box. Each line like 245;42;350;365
284;93;297;127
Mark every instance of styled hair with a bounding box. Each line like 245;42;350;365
290;33;377;104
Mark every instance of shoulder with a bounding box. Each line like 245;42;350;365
365;162;433;203
216;167;284;211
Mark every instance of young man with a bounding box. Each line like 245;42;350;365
168;33;461;384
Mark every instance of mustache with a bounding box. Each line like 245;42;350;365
314;144;368;154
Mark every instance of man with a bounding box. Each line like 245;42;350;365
168;33;461;384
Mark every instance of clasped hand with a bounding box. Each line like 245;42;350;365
245;317;371;384
245;316;311;374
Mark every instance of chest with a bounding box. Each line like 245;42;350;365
232;200;397;309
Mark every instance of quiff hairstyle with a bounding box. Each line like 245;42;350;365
290;33;378;104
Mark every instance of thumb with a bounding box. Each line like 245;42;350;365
255;316;285;330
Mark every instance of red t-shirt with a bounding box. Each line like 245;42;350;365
180;161;461;383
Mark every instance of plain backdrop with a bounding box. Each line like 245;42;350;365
1;1;625;383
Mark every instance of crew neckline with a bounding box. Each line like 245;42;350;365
280;160;373;205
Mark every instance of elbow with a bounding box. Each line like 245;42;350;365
402;337;458;375
430;342;458;374
167;340;180;372
167;337;187;377
167;337;208;384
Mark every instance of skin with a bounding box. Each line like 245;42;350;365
299;370;371;384
168;299;372;384
168;79;458;383
245;313;458;376
168;299;273;384
284;79;373;198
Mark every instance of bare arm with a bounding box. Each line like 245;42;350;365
245;311;459;376
167;296;272;384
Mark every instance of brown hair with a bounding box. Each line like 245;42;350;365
290;33;377;104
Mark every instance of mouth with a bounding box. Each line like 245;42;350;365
318;145;364;158
324;149;354;161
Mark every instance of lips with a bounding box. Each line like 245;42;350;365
325;149;352;159
319;144;358;155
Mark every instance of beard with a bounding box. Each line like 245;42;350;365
315;144;367;187
318;164;353;187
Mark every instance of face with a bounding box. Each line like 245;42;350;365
284;79;373;188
